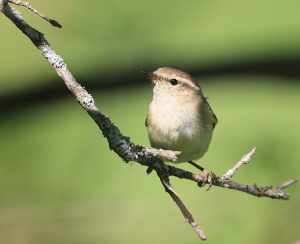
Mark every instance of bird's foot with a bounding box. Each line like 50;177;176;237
198;169;216;190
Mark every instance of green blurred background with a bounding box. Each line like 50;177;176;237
1;0;299;243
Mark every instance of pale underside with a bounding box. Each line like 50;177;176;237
146;88;216;163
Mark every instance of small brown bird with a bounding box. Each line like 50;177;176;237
144;67;217;170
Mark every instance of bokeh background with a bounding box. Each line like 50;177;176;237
1;1;299;243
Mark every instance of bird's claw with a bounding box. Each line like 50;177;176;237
198;169;216;190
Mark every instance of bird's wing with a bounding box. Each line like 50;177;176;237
211;110;218;128
204;97;218;128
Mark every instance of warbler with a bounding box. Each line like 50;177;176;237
144;67;217;170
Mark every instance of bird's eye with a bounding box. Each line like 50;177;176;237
170;79;179;86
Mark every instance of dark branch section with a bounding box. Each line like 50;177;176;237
1;0;297;240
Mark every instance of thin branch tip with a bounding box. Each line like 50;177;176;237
8;0;62;28
241;147;256;163
278;178;298;190
159;174;207;240
223;147;257;179
49;19;62;28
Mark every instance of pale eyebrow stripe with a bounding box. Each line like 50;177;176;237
181;81;201;92
161;76;200;91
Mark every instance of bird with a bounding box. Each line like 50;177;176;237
144;67;217;172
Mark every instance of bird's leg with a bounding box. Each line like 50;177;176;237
188;161;215;189
188;161;204;171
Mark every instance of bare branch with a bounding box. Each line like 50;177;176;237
8;0;62;27
141;148;181;162
158;173;206;240
223;147;256;179
278;179;298;190
165;164;294;200
0;1;297;240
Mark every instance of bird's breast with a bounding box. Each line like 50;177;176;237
149;101;200;140
147;97;213;162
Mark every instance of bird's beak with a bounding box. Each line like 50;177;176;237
141;70;158;84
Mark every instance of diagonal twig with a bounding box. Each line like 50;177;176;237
278;178;298;190
8;0;62;27
223;147;256;179
158;172;207;240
